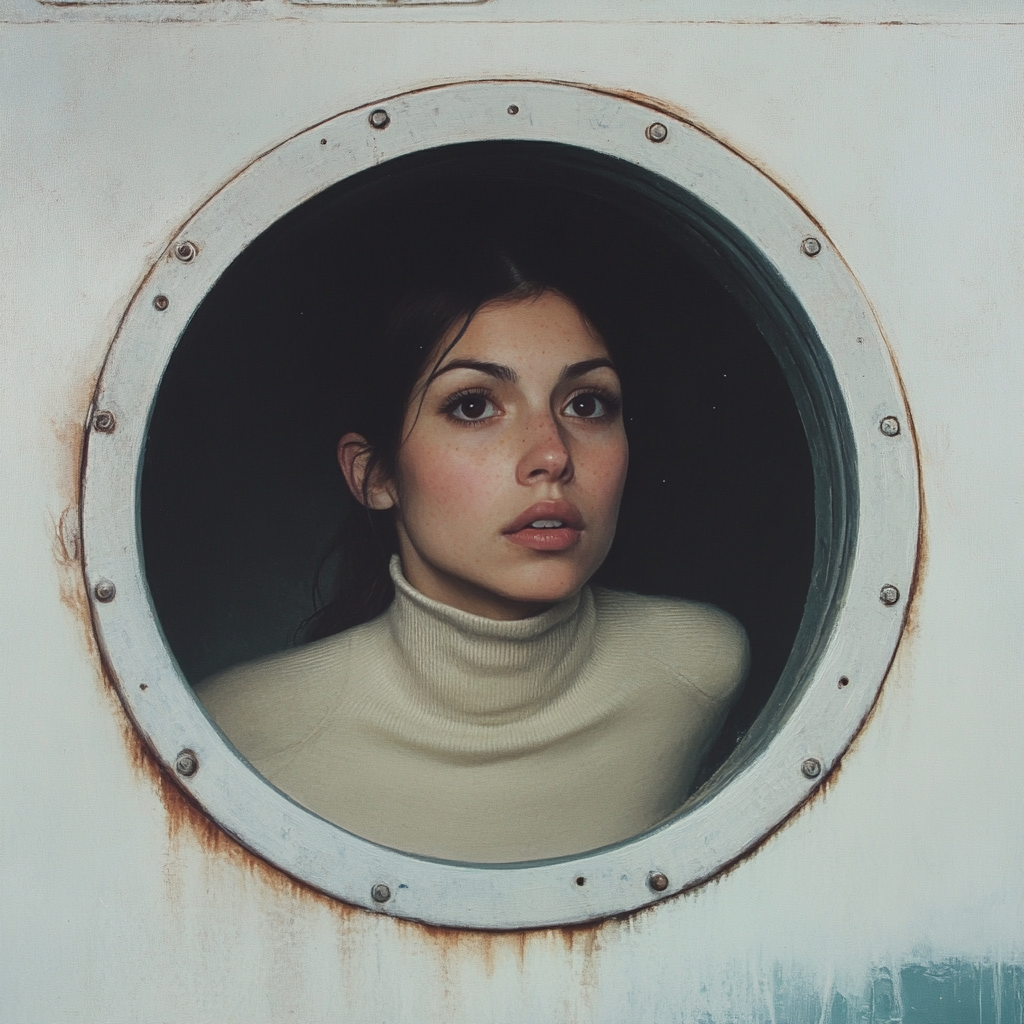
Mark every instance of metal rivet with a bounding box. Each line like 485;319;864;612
645;121;668;143
648;871;669;892
801;757;822;779
838;675;850;688
368;109;390;130
175;750;199;777
507;104;519;115
93;579;116;602
879;416;901;437
880;584;901;606
320;138;327;145
174;241;197;263
153;295;169;311
92;410;116;433
371;883;391;903
801;236;822;257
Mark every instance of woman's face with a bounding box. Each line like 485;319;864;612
342;291;628;620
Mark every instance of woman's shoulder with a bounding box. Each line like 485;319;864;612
194;619;381;761
591;587;750;706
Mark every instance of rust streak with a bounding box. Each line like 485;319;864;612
102;655;367;918
393;909;611;954
51;416;99;657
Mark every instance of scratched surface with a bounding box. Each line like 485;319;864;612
2;9;1023;1023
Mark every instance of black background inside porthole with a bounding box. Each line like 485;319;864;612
142;141;815;778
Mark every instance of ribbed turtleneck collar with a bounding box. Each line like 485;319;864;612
383;556;596;723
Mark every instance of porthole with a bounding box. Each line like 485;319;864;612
83;81;918;929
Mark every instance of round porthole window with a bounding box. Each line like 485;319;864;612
83;82;918;929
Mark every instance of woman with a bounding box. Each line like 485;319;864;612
197;249;749;863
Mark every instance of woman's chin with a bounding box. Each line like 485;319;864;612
491;564;593;608
403;546;602;617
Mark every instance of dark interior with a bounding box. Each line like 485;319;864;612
141;141;816;781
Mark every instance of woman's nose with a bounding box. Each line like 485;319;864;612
515;413;574;486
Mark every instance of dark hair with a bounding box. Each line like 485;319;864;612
300;247;561;642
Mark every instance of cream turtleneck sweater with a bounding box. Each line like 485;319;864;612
197;558;749;863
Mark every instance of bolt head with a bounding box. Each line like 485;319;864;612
801;236;822;257
371;883;391;903
174;241;197;263
645;121;669;143
368;109;390;130
648;871;669;892
175;750;199;777
507;104;519;115
92;410;116;433
879;416;901;437
880;584;901;606
93;579;116;603
153;295;169;311
801;757;822;779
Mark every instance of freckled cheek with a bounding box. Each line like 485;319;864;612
576;437;629;507
397;439;510;534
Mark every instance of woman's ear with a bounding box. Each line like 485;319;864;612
337;433;396;510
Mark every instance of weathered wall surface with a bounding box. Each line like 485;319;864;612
2;4;1022;1021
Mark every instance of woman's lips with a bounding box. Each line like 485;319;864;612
503;501;584;552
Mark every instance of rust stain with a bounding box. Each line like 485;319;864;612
51;416;99;658
388;912;612;1005
392;914;610;956
573;82;704;132
158;752;343;912
891;344;929;645
99;653;369;921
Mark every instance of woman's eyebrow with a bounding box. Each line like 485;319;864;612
558;357;617;383
431;359;518;383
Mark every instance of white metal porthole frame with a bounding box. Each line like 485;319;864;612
82;81;919;930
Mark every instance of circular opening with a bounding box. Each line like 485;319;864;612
142;141;816;790
83;82;916;928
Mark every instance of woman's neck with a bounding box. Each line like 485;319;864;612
394;545;559;621
384;556;594;720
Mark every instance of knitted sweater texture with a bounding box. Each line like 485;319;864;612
197;558;749;862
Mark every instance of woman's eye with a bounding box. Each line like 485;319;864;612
448;394;496;422
564;393;609;419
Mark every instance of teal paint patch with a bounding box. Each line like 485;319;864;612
870;965;902;1023
763;962;1024;1024
900;962;1024;1024
772;963;824;1024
